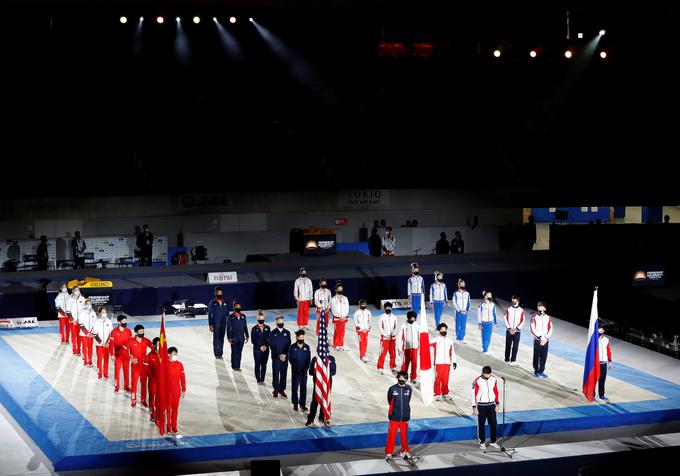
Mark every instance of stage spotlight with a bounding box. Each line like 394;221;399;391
213;17;217;22
493;49;501;58
249;17;254;22
157;16;164;24
139;17;144;22
529;50;537;58
564;49;573;59
229;16;237;24
120;16;128;24
600;51;607;59
599;29;606;36
577;32;583;39
176;17;181;23
193;16;200;24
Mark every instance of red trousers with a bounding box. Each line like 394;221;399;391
378;338;396;370
356;329;369;359
401;349;419;381
131;363;148;402
81;336;93;364
297;300;310;326
385;420;410;454
58;316;70;343
168;393;181;432
316;310;329;336
333;317;347;348
434;364;451;396
71;323;81;354
96;346;110;378
148;380;157;418
114;356;130;390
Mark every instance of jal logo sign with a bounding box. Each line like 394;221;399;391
338;189;390;209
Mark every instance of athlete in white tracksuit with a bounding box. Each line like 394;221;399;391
452;281;470;342
398;311;420;383
432;323;457;400
429;272;448;328
353;301;372;362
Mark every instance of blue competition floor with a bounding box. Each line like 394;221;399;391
1;313;680;471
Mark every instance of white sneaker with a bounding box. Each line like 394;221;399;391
435;396;442;401
461;340;467;344
379;368;384;375
400;451;411;459
443;395;452;401
483;351;488;354
489;442;500;449
385;454;393;462
479;442;486;450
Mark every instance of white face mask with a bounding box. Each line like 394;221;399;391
101;312;107;319
60;287;67;293
73;290;80;297
170;355;178;362
84;303;91;309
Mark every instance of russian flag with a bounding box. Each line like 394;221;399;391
582;288;601;402
418;293;435;405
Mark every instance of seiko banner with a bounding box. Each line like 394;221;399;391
207;272;239;284
338;189;390;209
0;317;38;329
380;299;411;309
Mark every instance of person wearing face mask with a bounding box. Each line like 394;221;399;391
166;347;186;436
314;277;332;336
330;282;350;351
530;301;553;378
429;271;448;328
270;315;291;399
288;330;311;412
382;227;395;256
377;302;398;375
596;321;613;402
67;286;86;356
55;282;71;345
478;291;497;354
432;323;457;401
251;310;271;384
472;366;501;451
227;299;249;371
78;299;97;367
504;295;525;366
294;267;313;330
407;263;424;312
129;324;154;408
398;311;420;384
110;315;132;393
93;306;113;380
144;337;160;422
353;299;372;363
453;279;470;343
208;286;230;360
385;370;413;462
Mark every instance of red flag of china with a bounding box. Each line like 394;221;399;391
155;312;171;435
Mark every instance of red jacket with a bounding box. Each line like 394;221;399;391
143;352;160;382
129;337;153;366
110;327;132;359
168;360;186;396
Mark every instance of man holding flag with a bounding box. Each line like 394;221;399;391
155;312;172;436
307;310;336;427
582;288;602;402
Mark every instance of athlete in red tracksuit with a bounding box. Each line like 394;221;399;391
67;286;86;355
129;324;153;407
330;283;350;350
54;283;71;344
143;337;160;421
398;311;419;383
167;346;186;435
294;268;313;328
353;299;372;362
377;302;398;374
110;315;132;393
432;323;458;400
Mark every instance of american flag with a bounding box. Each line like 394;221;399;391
314;310;332;421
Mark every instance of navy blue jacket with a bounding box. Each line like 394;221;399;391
227;312;249;341
288;342;311;374
251;324;271;350
387;383;412;422
208;299;230;328
269;327;292;357
309;355;336;384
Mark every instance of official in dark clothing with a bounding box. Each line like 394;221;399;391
136;224;154;266
368;228;383;257
71;231;87;269
288;330;311;412
270;315;291;398
451;231;464;254
435;232;450;255
36;235;49;271
251;310;271;384
227;299;249;371
208;287;230;359
306;354;336;426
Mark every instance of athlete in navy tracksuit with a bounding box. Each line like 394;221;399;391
385;370;413;460
208;287;230;359
270;315;291;398
227;299;249;370
251;311;271;383
288;330;311;411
